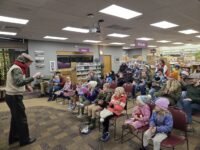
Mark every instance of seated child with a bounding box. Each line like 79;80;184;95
77;81;99;118
124;95;151;129
100;87;127;142
86;83;113;130
140;97;173;150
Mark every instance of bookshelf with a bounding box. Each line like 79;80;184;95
76;62;102;81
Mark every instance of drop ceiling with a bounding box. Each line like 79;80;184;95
0;0;200;47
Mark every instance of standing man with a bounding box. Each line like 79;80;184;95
5;53;41;146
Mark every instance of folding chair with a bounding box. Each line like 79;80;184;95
161;107;189;150
121;103;155;144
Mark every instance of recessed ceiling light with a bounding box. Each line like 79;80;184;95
137;37;154;41
172;42;184;45
83;40;101;43
107;33;130;38
130;44;135;46
110;42;125;45
99;4;142;19
185;43;193;46
148;45;157;48
62;26;89;33
157;40;171;43
150;21;178;29
0;15;29;24
0;31;17;36
178;29;199;34
196;35;200;38
122;46;131;49
44;36;68;40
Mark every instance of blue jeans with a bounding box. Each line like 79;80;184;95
132;83;146;97
177;100;200;124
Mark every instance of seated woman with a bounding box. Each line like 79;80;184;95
177;73;200;130
140;97;173;150
77;81;99;119
54;76;75;106
124;95;151;130
100;87;127;142
155;72;181;105
86;83;113;130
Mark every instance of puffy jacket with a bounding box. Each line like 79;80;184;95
108;94;127;116
150;111;173;134
85;87;99;102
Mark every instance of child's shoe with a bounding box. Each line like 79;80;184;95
77;114;83;119
100;132;110;142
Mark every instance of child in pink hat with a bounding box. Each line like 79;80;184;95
140;97;173;150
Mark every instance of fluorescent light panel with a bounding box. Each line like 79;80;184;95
44;36;68;40
196;35;200;38
123;46;131;49
137;37;154;41
157;40;171;43
107;33;130;38
178;29;199;34
0;31;17;36
130;44;135;46
83;40;101;43
172;42;184;45
148;45;157;48
150;21;178;29
62;26;89;33
110;42;125;45
99;4;142;19
0;16;29;24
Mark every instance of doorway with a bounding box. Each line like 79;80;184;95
103;55;112;76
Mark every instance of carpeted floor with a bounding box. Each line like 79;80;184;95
1;99;200;150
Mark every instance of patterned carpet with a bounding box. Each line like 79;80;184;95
0;106;142;150
1;105;200;150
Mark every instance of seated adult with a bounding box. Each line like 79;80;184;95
86;83;113;130
154;72;181;105
38;75;51;97
87;71;101;88
177;73;200;130
117;72;126;87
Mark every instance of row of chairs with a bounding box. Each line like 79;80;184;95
121;104;189;150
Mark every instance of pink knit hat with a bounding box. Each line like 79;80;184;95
155;97;169;111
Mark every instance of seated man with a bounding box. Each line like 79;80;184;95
177;73;200;130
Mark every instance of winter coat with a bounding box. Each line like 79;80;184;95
150;111;173;134
125;104;150;129
85;87;99;102
108;94;127;116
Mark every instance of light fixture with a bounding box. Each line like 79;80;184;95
99;4;142;19
110;42;125;45
137;37;154;41
185;43;193;46
0;31;17;36
107;33;130;38
178;29;199;34
83;40;101;43
100;50;103;55
122;46;131;49
0;15;29;24
172;42;184;45
196;35;200;38
62;26;89;33
130;44;135;46
157;40;171;43
44;36;68;40
150;21;178;29
148;45;157;48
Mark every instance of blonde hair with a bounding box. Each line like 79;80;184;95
88;81;97;89
114;87;125;96
103;83;110;89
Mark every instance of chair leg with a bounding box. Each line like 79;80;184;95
114;118;117;139
121;127;124;143
186;139;189;150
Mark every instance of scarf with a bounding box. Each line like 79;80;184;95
14;60;28;75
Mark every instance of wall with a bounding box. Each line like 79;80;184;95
28;40;123;76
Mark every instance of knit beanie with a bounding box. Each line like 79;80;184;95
155;97;169;111
87;81;97;89
16;53;34;63
181;71;189;77
136;95;151;105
